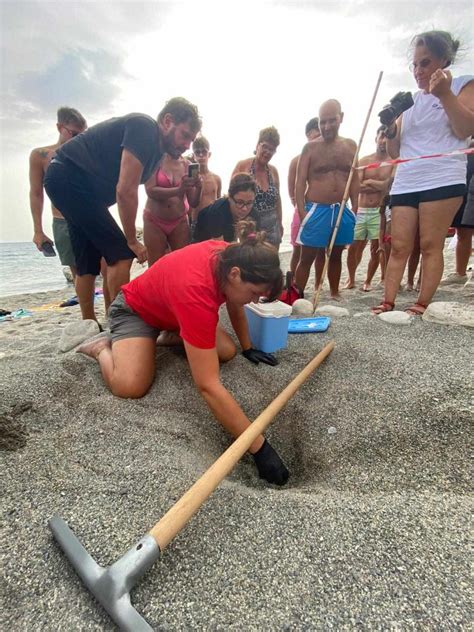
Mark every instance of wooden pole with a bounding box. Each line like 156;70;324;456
150;341;335;550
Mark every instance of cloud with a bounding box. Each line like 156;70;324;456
14;48;126;117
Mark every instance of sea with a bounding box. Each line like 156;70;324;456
0;235;293;298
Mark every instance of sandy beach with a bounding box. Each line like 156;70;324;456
1;246;472;630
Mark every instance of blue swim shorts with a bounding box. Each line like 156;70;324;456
296;202;356;248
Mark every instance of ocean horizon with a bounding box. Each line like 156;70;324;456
0;235;293;299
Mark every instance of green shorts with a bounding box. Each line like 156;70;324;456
354;207;381;241
52;217;76;267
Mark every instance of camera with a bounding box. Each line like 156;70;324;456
378;91;414;127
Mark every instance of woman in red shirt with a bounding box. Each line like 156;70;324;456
77;221;289;485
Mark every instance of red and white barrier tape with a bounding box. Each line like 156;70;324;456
356;147;474;170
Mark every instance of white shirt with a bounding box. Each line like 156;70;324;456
391;75;473;194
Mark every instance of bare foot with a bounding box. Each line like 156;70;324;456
342;280;355;289
361;282;373;292
330;293;343;302
76;333;110;359
156;330;183;346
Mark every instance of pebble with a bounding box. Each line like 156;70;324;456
292;299;314;316
315;305;350;318
422;302;474;328
378;311;412;326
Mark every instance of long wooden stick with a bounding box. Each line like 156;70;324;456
150;341;335;550
313;71;384;310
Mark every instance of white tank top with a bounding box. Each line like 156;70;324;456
391;75;473;194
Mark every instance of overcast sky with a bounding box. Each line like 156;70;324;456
0;0;472;242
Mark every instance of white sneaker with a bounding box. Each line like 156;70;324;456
439;272;467;286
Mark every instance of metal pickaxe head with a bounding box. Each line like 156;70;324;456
49;515;160;631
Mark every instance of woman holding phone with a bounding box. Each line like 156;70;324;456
143;154;202;265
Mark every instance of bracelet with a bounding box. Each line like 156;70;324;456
385;125;397;140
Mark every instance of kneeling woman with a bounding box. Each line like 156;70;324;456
78;221;289;485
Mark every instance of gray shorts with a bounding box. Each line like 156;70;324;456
109;291;161;343
52;217;76;267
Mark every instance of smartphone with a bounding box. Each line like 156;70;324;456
41;241;56;257
188;163;199;179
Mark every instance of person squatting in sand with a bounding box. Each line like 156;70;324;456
189;136;222;238
44;97;201;320
193;173;257;243
295;99;359;300
287;117;321;275
77;221;290;486
344;127;394;291
372;30;474;316
143;153;201;266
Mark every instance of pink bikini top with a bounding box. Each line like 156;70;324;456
155;168;174;188
155;168;189;211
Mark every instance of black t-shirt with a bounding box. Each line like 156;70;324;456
194;198;256;243
56;113;163;206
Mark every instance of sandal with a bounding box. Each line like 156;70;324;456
405;303;428;316
371;301;395;315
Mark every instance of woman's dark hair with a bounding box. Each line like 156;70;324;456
216;220;283;301
228;173;256;198
412;31;461;67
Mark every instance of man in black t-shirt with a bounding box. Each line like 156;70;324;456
44;97;201;321
193;173;257;243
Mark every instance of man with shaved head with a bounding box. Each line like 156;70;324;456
295;99;359;300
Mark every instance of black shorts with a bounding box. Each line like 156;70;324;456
390;184;466;210
44;159;135;275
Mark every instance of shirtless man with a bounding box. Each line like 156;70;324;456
295;99;358;300
30;107;86;281
189;136;221;235
344;127;393;291
287;117;320;274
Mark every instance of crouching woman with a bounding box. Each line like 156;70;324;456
77;221;289;484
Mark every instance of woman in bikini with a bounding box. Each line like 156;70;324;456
143;154;202;265
232;126;283;248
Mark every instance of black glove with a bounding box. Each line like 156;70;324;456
252;439;289;486
242;348;278;366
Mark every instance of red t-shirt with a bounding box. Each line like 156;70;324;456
122;240;227;349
